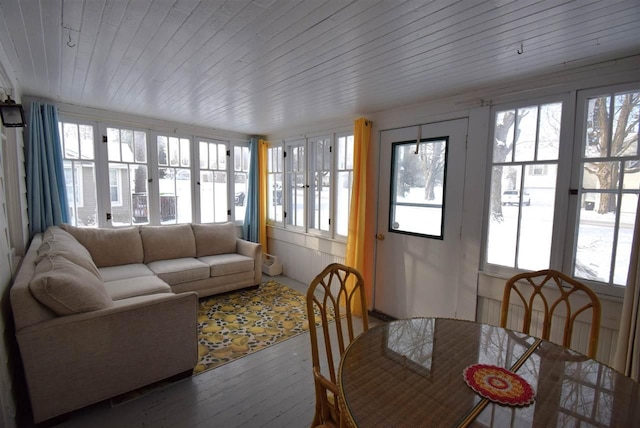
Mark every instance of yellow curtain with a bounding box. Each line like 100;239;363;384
258;139;268;254
345;118;372;315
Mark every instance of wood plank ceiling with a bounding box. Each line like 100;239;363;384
0;0;638;135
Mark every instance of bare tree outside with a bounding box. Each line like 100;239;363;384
585;93;640;214
490;111;517;221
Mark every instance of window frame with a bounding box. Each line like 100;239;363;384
334;132;355;240
231;141;250;224
307;134;333;236
154;133;194;225
266;143;284;225
59;115;248;229
195;137;229;224
565;82;640;298
481;94;574;281
388;136;449;240
284;138;307;232
267;130;355;241
58;119;100;227
482;85;640;299
101;124;151;227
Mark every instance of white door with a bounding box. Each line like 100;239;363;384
373;118;472;319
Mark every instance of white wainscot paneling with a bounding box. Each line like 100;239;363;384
266;227;345;286
477;274;622;366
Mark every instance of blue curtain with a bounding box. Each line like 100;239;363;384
243;137;259;242
26;102;69;236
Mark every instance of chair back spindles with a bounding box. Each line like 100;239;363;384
306;263;369;427
500;269;601;359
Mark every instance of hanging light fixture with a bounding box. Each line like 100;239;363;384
0;94;26;127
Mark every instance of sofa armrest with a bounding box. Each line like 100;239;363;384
16;292;198;423
236;238;262;284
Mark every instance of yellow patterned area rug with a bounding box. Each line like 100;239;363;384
194;280;327;375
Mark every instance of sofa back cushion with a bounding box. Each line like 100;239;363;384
191;222;237;257
30;254;114;315
140;224;196;263
60;224;143;267
37;226;102;280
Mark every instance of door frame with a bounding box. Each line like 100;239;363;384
370;107;490;320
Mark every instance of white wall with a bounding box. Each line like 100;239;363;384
266;55;640;365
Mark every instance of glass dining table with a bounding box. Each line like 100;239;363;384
337;318;640;427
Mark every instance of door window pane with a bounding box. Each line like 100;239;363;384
389;138;447;238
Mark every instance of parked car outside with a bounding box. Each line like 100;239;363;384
502;189;531;206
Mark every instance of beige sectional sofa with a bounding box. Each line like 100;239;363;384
10;222;262;423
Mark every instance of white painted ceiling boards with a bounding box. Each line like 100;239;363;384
0;0;638;134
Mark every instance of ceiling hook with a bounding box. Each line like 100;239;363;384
67;33;76;48
517;42;524;55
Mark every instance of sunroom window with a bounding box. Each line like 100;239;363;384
485;102;562;271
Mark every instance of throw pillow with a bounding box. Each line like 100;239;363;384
37;226;102;280
30;254;114;315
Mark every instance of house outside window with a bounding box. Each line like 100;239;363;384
59;122;97;227
485;102;562;272
107;127;148;226
58;118;250;228
483;84;640;295
109;168;123;207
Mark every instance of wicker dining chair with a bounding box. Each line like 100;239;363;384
500;269;602;359
306;263;369;428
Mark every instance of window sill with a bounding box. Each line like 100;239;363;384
266;225;347;257
478;270;625;304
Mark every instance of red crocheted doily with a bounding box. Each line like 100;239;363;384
463;364;535;406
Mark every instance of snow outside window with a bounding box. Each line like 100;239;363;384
485;102;562;271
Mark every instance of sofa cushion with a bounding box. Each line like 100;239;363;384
99;264;155;282
198;253;255;277
146;258;210;285
29;254;114;315
140;224;196;263
37;226;102;280
191;222;237;257
60;224;143;267
103;276;171;300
